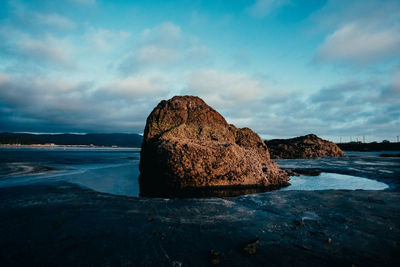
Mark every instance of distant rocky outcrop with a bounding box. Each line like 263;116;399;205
265;134;344;159
139;96;289;197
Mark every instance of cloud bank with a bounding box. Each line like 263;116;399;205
0;0;398;142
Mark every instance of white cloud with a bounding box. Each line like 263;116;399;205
118;22;183;74
119;21;210;74
0;73;11;85
184;69;296;128
0;6;77;69
0;73;164;132
311;0;400;66
185;69;264;108
391;66;400;90
103;72;169;99
84;27;130;51
17;35;75;68
136;45;178;65
316;22;400;64
0;73;92;114
136;22;182;64
8;2;77;32
141;22;182;47
34;13;76;31
182;67;399;139
309;0;400;32
247;0;289;18
187;45;210;60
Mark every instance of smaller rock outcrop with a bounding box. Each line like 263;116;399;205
265;134;344;159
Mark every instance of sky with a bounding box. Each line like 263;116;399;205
0;0;399;142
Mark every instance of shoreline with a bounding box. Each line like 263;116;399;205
3;143;400;152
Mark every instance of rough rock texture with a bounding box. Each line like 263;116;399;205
139;96;289;197
265;134;344;159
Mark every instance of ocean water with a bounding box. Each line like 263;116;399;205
0;148;398;197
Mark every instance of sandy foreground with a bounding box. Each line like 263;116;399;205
0;182;399;266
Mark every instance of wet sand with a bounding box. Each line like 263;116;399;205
0;182;399;266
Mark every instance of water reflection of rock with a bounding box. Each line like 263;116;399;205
141;184;288;198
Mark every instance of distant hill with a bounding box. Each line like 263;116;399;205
0;133;143;147
337;142;400;151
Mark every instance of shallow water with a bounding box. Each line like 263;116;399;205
0;147;141;196
283;172;389;191
0;148;398;197
275;151;400;189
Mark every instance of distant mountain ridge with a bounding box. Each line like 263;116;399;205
337;142;400;151
0;133;143;147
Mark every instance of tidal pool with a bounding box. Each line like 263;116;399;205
283;172;389;191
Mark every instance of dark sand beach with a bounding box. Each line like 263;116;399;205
0;148;399;266
0;182;399;266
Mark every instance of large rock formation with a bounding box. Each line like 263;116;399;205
265;134;344;159
139;96;289;197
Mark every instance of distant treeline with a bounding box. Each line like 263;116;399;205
0;133;143;147
337;142;400;151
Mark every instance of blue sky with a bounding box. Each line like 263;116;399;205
0;0;399;142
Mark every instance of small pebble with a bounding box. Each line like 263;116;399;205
209;250;221;265
243;243;257;255
243;238;259;256
293;219;304;227
210;258;221;265
209;250;220;257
